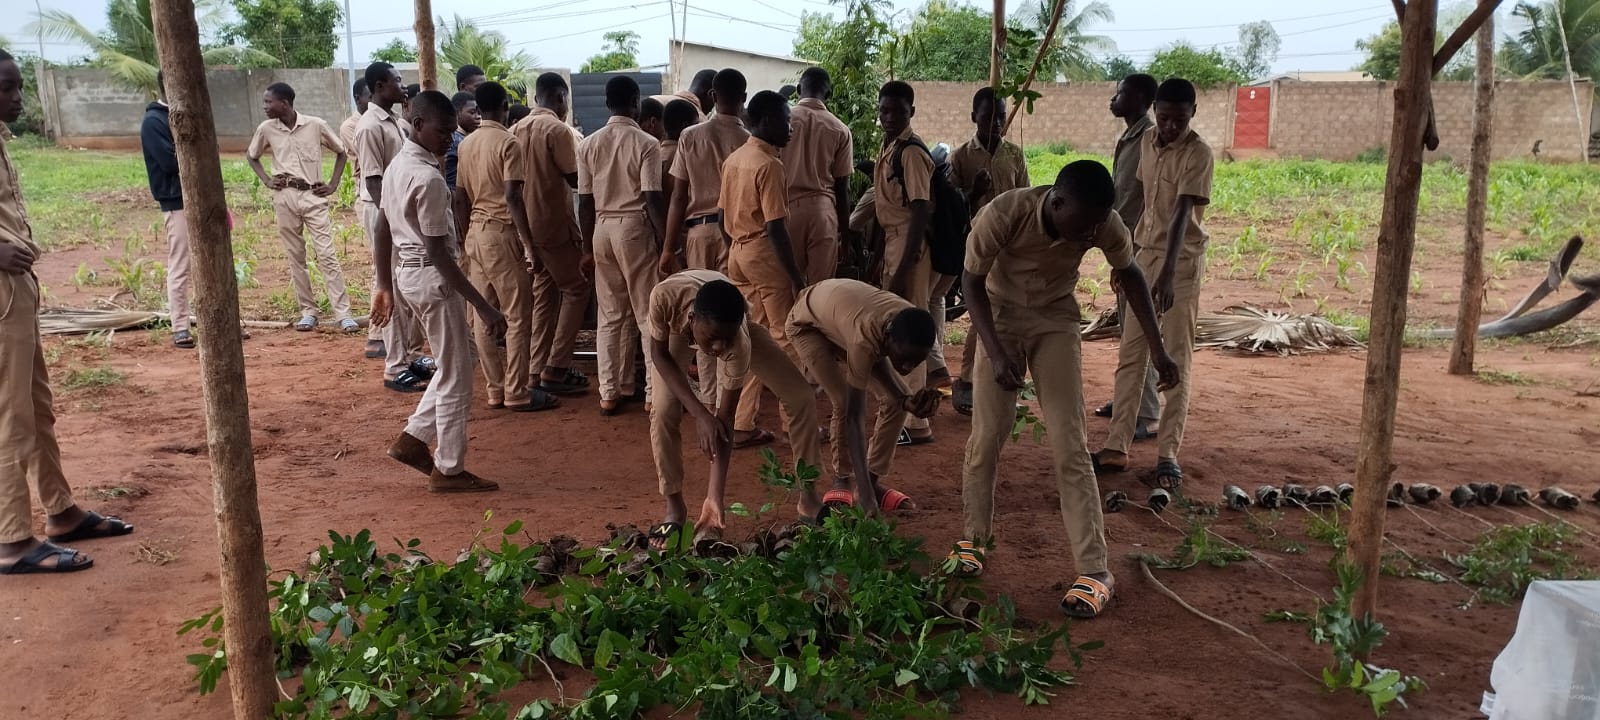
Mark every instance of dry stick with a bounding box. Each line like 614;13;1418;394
1445;502;1498;529
1140;505;1326;602
998;0;1068;138
1401;503;1472;546
1139;560;1321;683
532;653;566;706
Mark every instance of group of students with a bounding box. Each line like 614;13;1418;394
0;43;1219;623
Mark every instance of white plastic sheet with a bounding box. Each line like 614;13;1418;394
1483;581;1600;720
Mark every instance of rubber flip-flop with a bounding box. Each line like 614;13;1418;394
1093;401;1114;418
878;487;916;512
510;389;562;412
647;522;684;552
1060;576;1114;619
897;429;934;446
364;341;386;359
294;317;317;332
821;488;854;509
952;382;973;416
384;370;429;393
948;540;985;577
1149;459;1184;490
46;512;134;544
732;428;775;449
1091;451;1127;475
1134;423;1157;442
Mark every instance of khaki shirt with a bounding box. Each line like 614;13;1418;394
949;136;1030;215
247;113;345;186
0;135;38;255
787;279;912;390
648;269;751;391
381;141;459;264
965;187;1135;333
457;120;524;225
674;90;706;119
513;107;580;242
873;127;932;269
784;98;853;201
577;116;663;218
1113;115;1154;231
670;113;748;220
353;104;409;202
660;139;678;196
339;112;362;180
1134;128;1213;266
720;137;788;247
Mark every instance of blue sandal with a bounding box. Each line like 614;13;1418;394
384;370;429;393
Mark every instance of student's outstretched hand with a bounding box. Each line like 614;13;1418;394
0;241;35;274
903;388;942;419
695;413;732;460
370;289;393;328
991;352;1026;392
1152;350;1181;392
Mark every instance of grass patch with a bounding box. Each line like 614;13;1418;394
1476;368;1535;386
58;366;127;392
86;484;150;500
943;326;967;346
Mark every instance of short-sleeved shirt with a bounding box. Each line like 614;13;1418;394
784;98;853;201
353;103;409;202
674;90;706;119
648;269;751;391
247;112;345;186
787;279;913;390
965;186;1136;333
512;107;580;241
381;141;459;264
873;127;933;270
659;139;678;195
949;136;1030;215
1112;115;1154;231
577;116;663;218
339;112;362;179
457;120;523;225
1134;128;1214;265
720;137;788;247
670;113;749;220
0;135;38;255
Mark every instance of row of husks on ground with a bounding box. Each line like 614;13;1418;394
1102;480;1597;515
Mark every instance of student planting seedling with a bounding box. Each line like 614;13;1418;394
952;160;1179;620
786;279;941;517
645;271;822;551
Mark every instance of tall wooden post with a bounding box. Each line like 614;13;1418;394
415;0;437;90
1347;0;1438;620
1449;12;1495;376
990;0;1006;89
147;0;274;717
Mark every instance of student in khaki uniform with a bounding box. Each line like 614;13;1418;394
455;82;561;413
1093;73;1163;439
1095;79;1215;490
944;87;1030;413
660;69;749;278
246;82;358;334
514;73;591;397
372;91;506;494
578;75;668;416
660;99;698;208
645;271;822;550
356;62;433;391
680;69;716;116
787;279;940;517
0;51;135;575
722;91;805;448
952;161;1179;620
639;97;666;140
872;80;936;444
784;67;854;286
339;79;369;186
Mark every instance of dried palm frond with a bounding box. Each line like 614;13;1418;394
1195;305;1364;355
38;308;165;336
1080;306;1122;341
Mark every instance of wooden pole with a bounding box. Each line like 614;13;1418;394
1449;11;1494;376
999;0;1066;137
147;0;274;716
1551;0;1590;163
415;0;437;90
990;0;1006;90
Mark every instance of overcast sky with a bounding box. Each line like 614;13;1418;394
5;0;1422;75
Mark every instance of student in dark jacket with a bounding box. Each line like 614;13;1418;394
140;71;195;349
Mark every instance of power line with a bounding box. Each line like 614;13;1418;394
1099;5;1390;33
684;7;798;32
1115;13;1392;57
517;12;674;46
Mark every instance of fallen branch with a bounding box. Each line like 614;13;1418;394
1139;560;1320;683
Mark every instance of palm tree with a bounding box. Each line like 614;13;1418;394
28;0;274;96
436;14;540;98
1010;0;1117;82
1499;0;1600;81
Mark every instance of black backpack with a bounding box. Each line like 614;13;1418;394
890;138;970;276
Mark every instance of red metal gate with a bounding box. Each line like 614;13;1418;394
1234;86;1271;149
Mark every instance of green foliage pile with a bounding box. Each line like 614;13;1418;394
1447;521;1593;605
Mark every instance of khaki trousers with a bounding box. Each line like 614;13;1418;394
1115;291;1162;422
727;239;799;432
362;200;424;378
1106;251;1202;459
528;221;589;378
272;188;352;321
467;220;533;407
651;322;820;495
0;273;75;543
789;327;908;479
963;329;1107;575
926;272;956;374
398;266;475;475
879;232;931;432
685;221;727;273
788;194;838;284
163;209;193;333
593;214;659;403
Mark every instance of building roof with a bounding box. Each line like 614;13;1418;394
676;40;813;66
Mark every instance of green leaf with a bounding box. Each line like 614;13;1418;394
782;665;798;693
595;631;614;669
894;668;920;687
307;606;334;623
504;520;524;535
728;503;750;517
550;633;582;666
726;619;752;638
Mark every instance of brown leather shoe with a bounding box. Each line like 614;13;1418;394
388;432;434;475
427;469;499;493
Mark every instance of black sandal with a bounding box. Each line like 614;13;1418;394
0;542;93;575
647;522;684;552
1150;459;1184;490
510;389;562;412
408;356;438;381
47;512;134;543
1091;451;1127;475
538;368;589;396
384;370;429;393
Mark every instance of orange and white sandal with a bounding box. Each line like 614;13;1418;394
947;540;985;577
1060;575;1114;619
